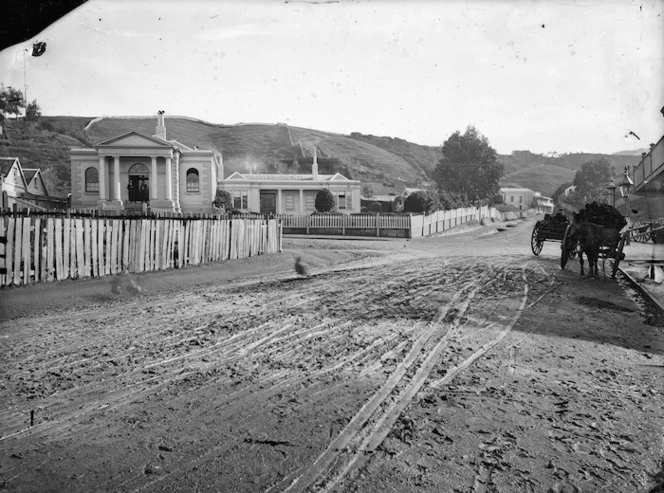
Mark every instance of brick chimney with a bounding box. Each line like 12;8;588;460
156;110;166;140
312;146;319;180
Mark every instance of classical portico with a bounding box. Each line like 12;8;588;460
70;113;221;214
72;133;178;211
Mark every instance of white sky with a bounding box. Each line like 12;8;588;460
1;0;663;154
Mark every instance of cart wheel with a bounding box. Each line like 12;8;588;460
611;234;627;278
531;227;543;255
631;218;652;243
560;225;573;269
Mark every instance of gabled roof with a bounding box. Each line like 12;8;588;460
0;157;27;186
23;168;48;195
328;173;352;181
95;131;176;148
23;168;39;183
224;171;345;182
165;139;192;151
0;157;19;177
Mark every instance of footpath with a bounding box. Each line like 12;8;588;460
619;241;664;318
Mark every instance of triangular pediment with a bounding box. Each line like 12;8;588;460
329;173;350;181
224;171;247;180
95;131;173;148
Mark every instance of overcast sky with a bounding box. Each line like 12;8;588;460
0;0;662;155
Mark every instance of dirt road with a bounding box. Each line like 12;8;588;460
1;217;663;492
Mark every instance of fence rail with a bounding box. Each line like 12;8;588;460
0;213;281;287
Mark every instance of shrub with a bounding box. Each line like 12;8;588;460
494;203;520;213
488;194;503;206
213;189;232;209
403;190;440;214
390;196;404;213
39;120;53;132
438;189;467;210
315;189;336;212
369;201;382;213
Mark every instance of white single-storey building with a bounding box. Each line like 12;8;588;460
70;112;221;214
220;151;361;214
500;187;554;213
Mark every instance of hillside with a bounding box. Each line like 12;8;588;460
500;164;577;196
0;115;643;199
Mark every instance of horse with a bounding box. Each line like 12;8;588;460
567;222;621;278
567;222;601;277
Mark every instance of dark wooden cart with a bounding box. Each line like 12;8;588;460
530;215;570;256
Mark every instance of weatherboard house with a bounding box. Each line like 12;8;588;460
220;150;361;214
69;113;221;213
1;157;49;209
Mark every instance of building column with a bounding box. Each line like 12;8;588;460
151;156;158;199
165;157;173;200
277;189;282;214
113;156;121;201
98;156;107;200
299;189;304;213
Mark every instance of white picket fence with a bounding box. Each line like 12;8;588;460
277;206;533;238
0;213;281;287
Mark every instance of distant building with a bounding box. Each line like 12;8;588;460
533;192;554;214
563;185;576;197
499;187;553;213
402;187;427;197
220;149;361;214
69;112;222;214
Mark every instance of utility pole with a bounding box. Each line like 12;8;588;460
23;49;28;106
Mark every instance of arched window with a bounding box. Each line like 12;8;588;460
186;168;200;193
85;167;99;192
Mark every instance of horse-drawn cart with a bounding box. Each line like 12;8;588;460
531;213;570;255
559;203;629;278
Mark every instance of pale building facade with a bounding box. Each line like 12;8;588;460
70;113;221;214
500;187;553;213
220;153;361;215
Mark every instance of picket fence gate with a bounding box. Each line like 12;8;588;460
0;214;281;287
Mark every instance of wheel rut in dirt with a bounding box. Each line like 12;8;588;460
2;230;663;493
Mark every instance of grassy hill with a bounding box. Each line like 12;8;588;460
497;151;640;196
0;115;644;200
500;164;576;196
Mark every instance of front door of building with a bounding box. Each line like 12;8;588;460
128;164;150;202
260;192;276;214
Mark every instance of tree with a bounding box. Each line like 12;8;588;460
362;184;375;199
403;190;440;214
25;100;41;122
315;189;335;212
551;182;573;206
212;189;232;209
0;87;25;119
571;157;614;204
488;194;503;206
390;196;404;213
433;126;504;203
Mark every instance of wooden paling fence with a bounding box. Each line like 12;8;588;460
0;214;281;287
